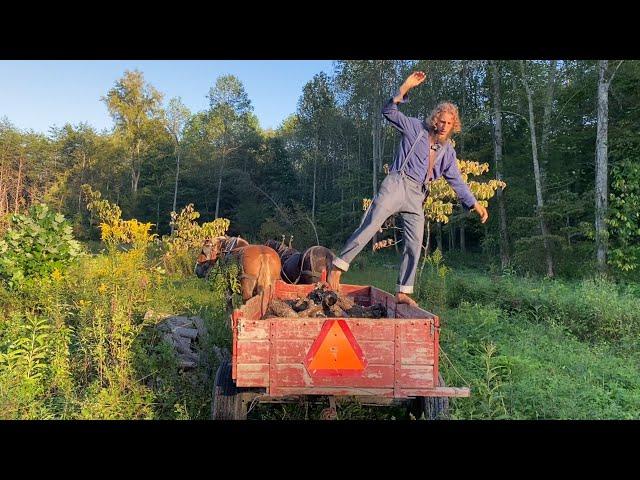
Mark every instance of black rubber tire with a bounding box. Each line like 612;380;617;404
410;374;451;420
211;360;247;420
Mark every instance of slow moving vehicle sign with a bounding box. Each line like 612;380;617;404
304;319;367;376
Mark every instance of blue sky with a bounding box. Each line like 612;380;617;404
0;60;336;135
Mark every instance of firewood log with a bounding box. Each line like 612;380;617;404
173;336;195;356
178;349;199;362
292;298;311;312
163;333;175;346
268;299;299;318
370;303;388;318
174;326;198;340
336;295;356;311
346;305;363;317
178;359;197;369
191;316;206;338
327;304;348;318
167;316;194;328
322;291;338;307
299;303;324;318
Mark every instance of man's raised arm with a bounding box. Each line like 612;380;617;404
382;71;427;133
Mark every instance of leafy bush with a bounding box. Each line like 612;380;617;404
0;204;82;287
161;203;230;276
608;158;640;276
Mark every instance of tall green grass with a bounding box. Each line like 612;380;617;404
345;252;640;419
3;239;638;419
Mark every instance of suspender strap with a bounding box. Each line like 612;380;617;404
398;129;425;173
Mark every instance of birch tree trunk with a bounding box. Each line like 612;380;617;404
459;211;466;253
171;142;180;234
215;156;224;220
312;136;318;222
489;60;510;269
595;60;624;272
540;60;558;186
15;154;23;214
521;61;554;277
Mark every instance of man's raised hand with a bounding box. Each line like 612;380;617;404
404;71;427;89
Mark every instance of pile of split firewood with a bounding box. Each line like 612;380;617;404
265;283;387;319
151;313;206;370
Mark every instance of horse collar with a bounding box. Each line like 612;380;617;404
222;237;239;258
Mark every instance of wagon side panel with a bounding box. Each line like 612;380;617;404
268;318;395;396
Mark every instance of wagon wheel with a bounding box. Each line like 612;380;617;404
211;359;248;420
409;374;451;420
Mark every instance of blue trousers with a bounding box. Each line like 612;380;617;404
333;172;427;294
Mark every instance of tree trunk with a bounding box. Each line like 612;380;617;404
460;62;467;155
489;60;510;269
371;113;378;251
0;162;5;215
521;61;554;277
215;150;225;220
171;145;180;234
448;223;455;251
14;154;23;213
595;60;610;273
540;60;558;185
312;139;318;222
132;168;141;194
459;215;466;254
436;222;443;252
78;152;87;214
132;140;142;194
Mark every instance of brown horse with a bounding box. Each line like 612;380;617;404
206;236;281;304
195;236;250;279
265;239;335;285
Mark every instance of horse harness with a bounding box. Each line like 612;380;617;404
281;246;325;285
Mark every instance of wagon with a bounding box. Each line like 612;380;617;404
212;279;470;420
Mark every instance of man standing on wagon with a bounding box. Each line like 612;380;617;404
327;70;489;307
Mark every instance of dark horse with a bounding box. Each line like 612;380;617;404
197;236;281;303
265;239;335;285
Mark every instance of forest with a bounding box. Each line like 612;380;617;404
1;60;638;420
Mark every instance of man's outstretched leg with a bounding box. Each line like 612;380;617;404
395;188;425;307
328;174;404;292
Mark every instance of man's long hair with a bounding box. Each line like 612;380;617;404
427;102;462;136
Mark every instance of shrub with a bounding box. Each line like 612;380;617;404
0;204;82;288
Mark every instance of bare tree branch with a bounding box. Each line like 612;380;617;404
250;181;294;227
304;212;320;246
607;60;624;86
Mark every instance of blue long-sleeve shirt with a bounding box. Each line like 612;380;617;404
381;93;477;210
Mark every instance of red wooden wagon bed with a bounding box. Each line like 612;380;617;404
212;279;470;420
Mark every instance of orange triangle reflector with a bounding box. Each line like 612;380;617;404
304;320;367;377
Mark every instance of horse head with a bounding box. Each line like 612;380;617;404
208;235;230;262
